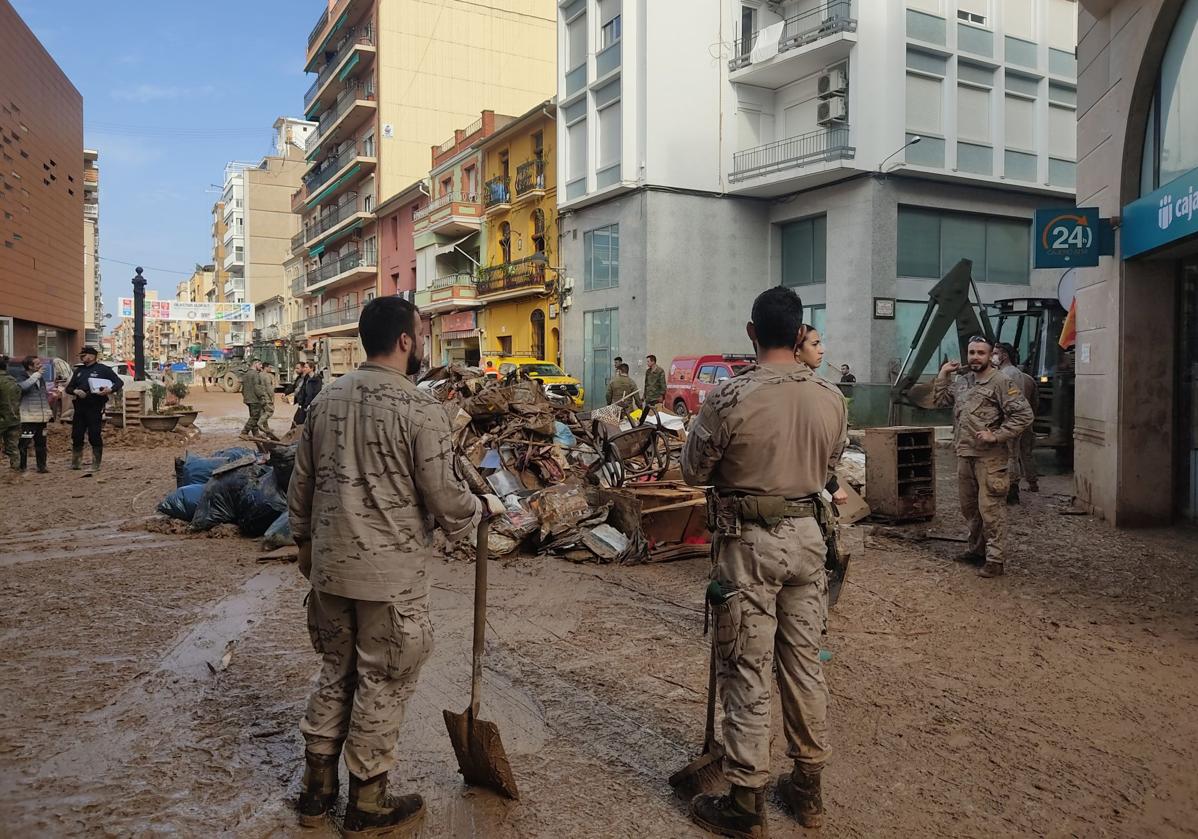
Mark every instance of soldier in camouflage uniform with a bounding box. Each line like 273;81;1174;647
239;360;269;439
994;342;1040;502
681;286;848;838
288;296;486;835
933;336;1033;578
0;356;22;473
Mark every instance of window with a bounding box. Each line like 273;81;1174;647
780;215;827;286
584;224;619;291
1142;0;1198;191
500;222;512;263
441;175;453;196
1048;104;1076;159
1004;94;1036;150
533;131;544;161
365;290;376;302
599;100;621;169
600;11;621;50
740;5;756;55
697;365;717;384
364;235;377;263
1047;0;1077;53
567;14;587;70
897;206;1030;284
907;74;943;134
362;133;375;157
463;164;478;198
1005;0;1035;40
566;118;587;186
363;194;372;213
957;84;991;143
531;208;546;254
499;150;509;181
957;0;987;25
583;308;620;409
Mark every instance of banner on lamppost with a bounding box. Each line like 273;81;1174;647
117;299;254;322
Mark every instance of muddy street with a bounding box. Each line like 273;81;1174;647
0;393;1196;838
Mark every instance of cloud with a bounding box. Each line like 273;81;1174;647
111;83;215;104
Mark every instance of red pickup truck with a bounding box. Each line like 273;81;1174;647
664;354;755;416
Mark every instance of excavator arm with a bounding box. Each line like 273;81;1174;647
888;259;994;421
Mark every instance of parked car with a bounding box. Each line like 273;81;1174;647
102;360;136;387
481;356;585;409
665;354;755;417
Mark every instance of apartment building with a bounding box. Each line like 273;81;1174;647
292;0;558;344
557;0;1079;409
184;264;218;351
1072;0;1198;524
209;200;230;349
83;149;102;346
0;1;85;358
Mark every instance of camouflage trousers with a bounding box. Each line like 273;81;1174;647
241;402;275;437
958;454;1008;564
711;516;829;788
1008;428;1038;486
1;425;19;468
300;589;434;780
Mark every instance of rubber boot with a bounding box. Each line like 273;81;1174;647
71;447;83;470
979;561;1005;578
297;751;339;827
342;773;425;838
778;765;824;829
18;446;28;472
36;447;48;473
90;445;103;473
1006;484;1020;505
689;784;768;839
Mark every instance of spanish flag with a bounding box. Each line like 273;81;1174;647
1059;298;1077;350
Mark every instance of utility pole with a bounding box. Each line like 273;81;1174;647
132;267;147;381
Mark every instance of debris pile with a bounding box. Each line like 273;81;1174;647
421;364;710;564
157;446;293;542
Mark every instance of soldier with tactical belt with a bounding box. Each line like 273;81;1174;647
681;286;848;838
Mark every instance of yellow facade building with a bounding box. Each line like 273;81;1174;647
477;102;560;366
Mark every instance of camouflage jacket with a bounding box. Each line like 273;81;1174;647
643;366;667;404
288;362;481;603
606;374;638;405
1000;362;1040;415
240;369;272;405
0;373;21;430
681;362;847;498
933;368;1033;458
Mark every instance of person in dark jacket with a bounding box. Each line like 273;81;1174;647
65;346;123;472
17;356;52;473
0;355;21;473
293;362;323;426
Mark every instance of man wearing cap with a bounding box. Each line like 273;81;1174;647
65;346;123;472
933;336;1033;578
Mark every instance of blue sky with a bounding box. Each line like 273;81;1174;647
13;0;320;328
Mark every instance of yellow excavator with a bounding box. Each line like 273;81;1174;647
889;258;1075;463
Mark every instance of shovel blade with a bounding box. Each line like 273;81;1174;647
668;744;726;800
443;707;520;800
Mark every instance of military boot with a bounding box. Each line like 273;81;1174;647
689;784;767;839
90;445;103;472
71;447;83;470
1006;484;1020;505
777;765;824;829
979;561;1005;578
18;446;28;472
297;750;339;827
342;772;425;838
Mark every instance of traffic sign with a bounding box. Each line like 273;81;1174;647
1033;207;1102;268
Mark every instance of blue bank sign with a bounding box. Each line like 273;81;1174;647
1033;207;1102;268
1122;166;1198;259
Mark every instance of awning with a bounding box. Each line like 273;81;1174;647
311;219;364;253
433;231;479;257
305;10;349;72
306;164;361;208
338;53;360;82
309;243;326;257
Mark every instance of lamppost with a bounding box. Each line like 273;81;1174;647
877;135;922;177
132;267;147;381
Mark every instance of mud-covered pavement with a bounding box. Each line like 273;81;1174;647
1;391;1196;837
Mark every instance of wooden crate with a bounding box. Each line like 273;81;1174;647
863;426;936;521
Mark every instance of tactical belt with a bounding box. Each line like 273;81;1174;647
707;491;821;534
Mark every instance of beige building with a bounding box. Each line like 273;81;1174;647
82;149;102;346
291;0;557;343
1075;0;1198;524
185;264;218;351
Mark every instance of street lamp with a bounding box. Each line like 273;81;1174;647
877;135;921;176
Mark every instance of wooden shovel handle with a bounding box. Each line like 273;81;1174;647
470;515;490;717
703;634;718;750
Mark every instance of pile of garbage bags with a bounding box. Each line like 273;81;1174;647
158;446;294;542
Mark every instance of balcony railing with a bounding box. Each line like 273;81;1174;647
476;255;549;296
730;126;853;181
515;159;546;196
304;27;374;109
291;230;307;251
307;6;330;48
730;0;855;70
315;82;375;143
290;273;307;297
308;194;365;240
291;185;309;212
432;272;476;289
306;143;368;192
306;249;377;288
483;176;511;208
300;304;361;333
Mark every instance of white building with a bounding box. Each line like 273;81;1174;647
557;0;1079;416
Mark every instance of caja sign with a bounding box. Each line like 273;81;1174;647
1122;166;1198;259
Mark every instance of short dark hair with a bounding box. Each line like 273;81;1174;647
613;356;623;364
359;296;419;358
618;363;630;374
750;286;804;350
646;354;656;363
22;355;37;370
996;342;1019;365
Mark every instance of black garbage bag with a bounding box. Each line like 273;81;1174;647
174;447;257;488
238;469;288;538
262;511;294;549
157;484;205;521
268;445;297;494
191;465;263;531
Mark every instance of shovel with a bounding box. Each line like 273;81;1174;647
443;516;520;800
668;637;726;799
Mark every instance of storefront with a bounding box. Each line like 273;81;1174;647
433;309;481;367
1076;0;1198;524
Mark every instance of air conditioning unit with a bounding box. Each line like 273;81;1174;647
818;68;847;99
817;95;848;125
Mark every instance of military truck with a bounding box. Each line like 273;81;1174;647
205;341;305;393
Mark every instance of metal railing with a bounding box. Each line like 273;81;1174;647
306;250;376;288
307;6;330;47
476;255;549;296
305;141;365;193
414;191;480;221
309;194;364;239
304;27;374;108
431;272;476;289
315;82;374;143
730;0;855;70
483;175;511;208
290;273;307;297
515;159;546;195
730;126;853;180
463;116;483;137
299;304;361;332
291;230;307;251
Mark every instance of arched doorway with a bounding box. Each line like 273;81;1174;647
530;308;546;360
550;326;561;367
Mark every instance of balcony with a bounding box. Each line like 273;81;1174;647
414;273;481;313
476;255;551;301
729;0;856;89
306;6;330;49
300;304;362;335
303;194;372;249
310;82;377;156
290;273;308;298
413;191;483;236
729;127;855;194
306;0;373;68
515;159;547;201
483;176;511;213
291;229;307;254
305;249;377;293
83;168;98;192
222;246;245;272
305;27;376;114
291;185;309;213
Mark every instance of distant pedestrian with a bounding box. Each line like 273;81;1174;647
993;342;1039;502
606;362;639;406
65;346;123;472
240;360;278;440
17;356;52;473
643;354;666;407
292;362;323;427
838;364;856;384
0;356;22;474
